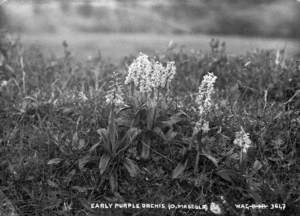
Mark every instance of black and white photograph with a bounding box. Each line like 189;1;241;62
0;0;299;215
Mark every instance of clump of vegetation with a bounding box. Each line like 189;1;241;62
0;34;299;216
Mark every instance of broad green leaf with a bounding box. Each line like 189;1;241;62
126;127;142;143
78;155;91;170
78;198;92;211
216;169;234;184
0;52;4;66
47;179;59;188
97;128;108;140
115;117;131;127
109;172;118;193
162;111;188;127
118;127;141;154
62;107;74;115
89;142;100;153
97;128;111;153
72;186;89;193
65;169;76;185
141;140;150;160
165;130;177;141
117;106;131;115
78;139;86;150
253;160;262;171
72;132;78;144
47;158;63;165
146;107;156;129
124;157;139;177
172;160;187;179
99;154;111;175
201;150;218;167
108;111;118;154
153;127;166;141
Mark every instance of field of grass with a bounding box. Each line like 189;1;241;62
0;33;300;216
20;33;300;61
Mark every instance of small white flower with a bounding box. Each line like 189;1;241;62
0;80;8;87
201;120;210;133
196;72;217;117
275;50;280;65
105;93;124;106
193;72;217;135
210;202;222;215
106;71;125;106
193;120;202;135
125;52;176;95
193;120;210;135
153;62;162;88
78;91;88;102
275;49;285;67
125;52;153;93
219;195;226;204
63;201;72;211
105;86;124;106
159;61;176;89
233;127;252;153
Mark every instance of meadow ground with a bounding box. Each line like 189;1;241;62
20;32;300;61
0;33;299;216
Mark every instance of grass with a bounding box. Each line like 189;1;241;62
0;33;299;216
